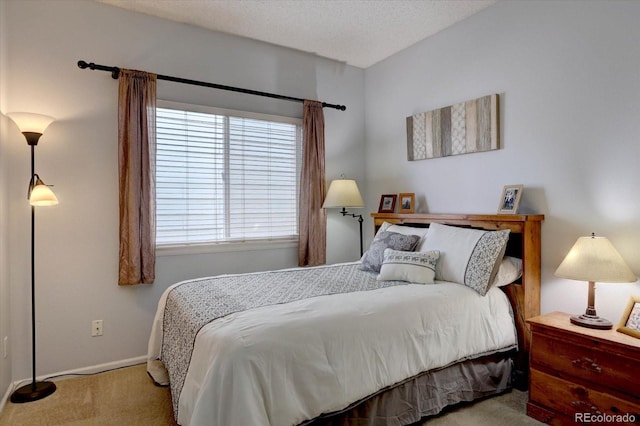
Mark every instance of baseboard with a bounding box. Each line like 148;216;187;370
37;355;148;381
0;384;11;417
0;355;147;413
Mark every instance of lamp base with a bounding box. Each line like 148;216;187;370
10;381;56;403
570;314;613;330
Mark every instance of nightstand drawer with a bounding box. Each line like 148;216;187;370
530;369;640;424
531;332;640;399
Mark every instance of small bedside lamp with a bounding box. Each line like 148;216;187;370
555;233;636;330
322;178;365;256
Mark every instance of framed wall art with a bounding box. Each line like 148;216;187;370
398;193;415;213
378;194;397;213
498;184;523;214
406;94;499;161
617;295;640;339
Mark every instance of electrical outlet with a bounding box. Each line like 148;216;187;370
2;336;7;358
91;320;103;337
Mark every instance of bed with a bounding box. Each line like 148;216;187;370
147;213;543;426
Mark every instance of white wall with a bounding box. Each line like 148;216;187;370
0;0;11;403
1;0;364;386
364;1;640;322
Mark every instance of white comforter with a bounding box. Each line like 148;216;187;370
148;263;516;426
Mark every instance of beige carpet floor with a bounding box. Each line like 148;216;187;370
0;364;176;426
0;364;543;425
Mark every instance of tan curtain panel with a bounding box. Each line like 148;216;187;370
298;100;327;266
118;69;157;285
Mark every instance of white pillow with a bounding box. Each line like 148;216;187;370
377;249;440;284
492;256;523;287
420;223;510;296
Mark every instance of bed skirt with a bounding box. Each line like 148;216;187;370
305;352;513;426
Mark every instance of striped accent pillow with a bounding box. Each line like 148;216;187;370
377;249;440;284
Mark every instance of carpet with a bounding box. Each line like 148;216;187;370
0;364;176;426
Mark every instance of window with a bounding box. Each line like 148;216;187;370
155;101;302;247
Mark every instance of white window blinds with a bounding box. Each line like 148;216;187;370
156;102;301;245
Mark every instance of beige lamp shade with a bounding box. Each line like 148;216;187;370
7;112;55;134
555;234;636;283
30;178;58;206
322;179;364;208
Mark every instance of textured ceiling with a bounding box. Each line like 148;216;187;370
97;0;496;68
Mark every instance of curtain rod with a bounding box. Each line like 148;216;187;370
77;60;346;111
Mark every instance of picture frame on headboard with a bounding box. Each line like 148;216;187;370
617;295;640;339
498;184;523;214
378;194;397;213
398;193;415;213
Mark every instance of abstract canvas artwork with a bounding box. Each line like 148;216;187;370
406;94;499;161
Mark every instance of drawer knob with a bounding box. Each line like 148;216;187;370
571;357;602;373
571;400;602;415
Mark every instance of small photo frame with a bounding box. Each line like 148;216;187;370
617;295;640;339
398;193;415;214
378;194;397;213
498;184;523;214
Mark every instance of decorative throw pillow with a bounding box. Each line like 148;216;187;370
360;231;421;273
378;222;430;251
420;223;510;296
377;249;440;284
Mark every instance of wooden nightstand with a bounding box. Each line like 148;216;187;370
527;312;640;425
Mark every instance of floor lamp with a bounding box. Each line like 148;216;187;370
7;112;59;403
322;178;365;256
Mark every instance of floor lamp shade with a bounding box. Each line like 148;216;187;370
7;112;55;134
322;179;365;208
555;233;636;329
29;176;58;206
7;112;55;146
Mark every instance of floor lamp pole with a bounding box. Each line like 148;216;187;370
10;144;56;403
339;208;364;257
358;214;363;257
30;146;37;394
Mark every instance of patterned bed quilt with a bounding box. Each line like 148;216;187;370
147;262;516;425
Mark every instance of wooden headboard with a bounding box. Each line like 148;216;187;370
371;213;543;320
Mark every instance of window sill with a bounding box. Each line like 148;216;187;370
156;238;298;256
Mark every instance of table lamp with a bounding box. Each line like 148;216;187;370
555;233;636;329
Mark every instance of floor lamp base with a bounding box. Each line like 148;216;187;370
10;381;56;403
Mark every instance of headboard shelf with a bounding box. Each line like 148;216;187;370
372;213;544;234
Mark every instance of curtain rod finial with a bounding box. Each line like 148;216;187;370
322;102;347;111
